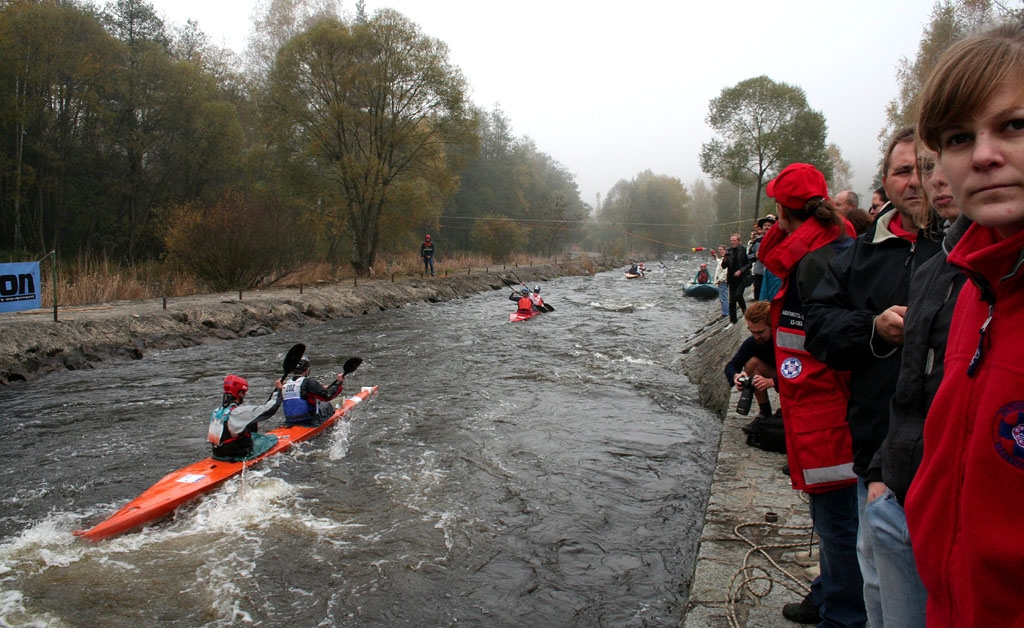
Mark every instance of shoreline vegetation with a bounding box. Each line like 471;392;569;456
1;254;615;385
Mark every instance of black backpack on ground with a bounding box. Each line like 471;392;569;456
746;410;785;454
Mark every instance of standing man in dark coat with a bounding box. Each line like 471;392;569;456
804;127;942;628
723;232;751;324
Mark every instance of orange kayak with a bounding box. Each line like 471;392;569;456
74;385;378;542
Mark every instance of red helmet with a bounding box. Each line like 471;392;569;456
425;234;431;240
223;374;248;400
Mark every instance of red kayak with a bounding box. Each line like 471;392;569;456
74;385;378;542
509;309;541;323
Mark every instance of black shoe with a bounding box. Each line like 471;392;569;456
782;594;820;625
781;464;790;476
741;413;767;435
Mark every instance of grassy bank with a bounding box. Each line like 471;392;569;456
40;252;596;307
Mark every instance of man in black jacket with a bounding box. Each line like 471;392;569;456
804;127;942;628
723;233;751;324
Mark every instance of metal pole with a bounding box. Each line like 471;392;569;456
49;250;57;322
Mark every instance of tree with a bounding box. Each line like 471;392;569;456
267;9;471;275
884;0;994;138
699;75;830;220
0;2;120;255
825;143;854;193
598;170;691;257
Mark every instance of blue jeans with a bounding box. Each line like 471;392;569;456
717;282;728;317
424;256;434;276
863;486;927;628
810;484;867;628
856;481;882;628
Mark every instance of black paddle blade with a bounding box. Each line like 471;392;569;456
282;343;306;377
342;357;363;375
543;303;555;312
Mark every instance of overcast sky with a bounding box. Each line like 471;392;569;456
152;0;939;211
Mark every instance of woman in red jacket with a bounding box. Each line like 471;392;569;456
759;163;863;627
906;23;1024;628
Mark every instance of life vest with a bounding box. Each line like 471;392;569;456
517;296;534;315
208;404;235;446
529;293;544;307
696;268;710;283
282;376;317;420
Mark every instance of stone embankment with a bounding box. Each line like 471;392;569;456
0;261;601;385
678;317;818;628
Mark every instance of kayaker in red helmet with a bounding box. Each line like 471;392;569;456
208;374;283;461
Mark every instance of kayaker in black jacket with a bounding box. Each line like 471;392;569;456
281;357;346;427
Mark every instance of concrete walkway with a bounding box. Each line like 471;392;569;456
680;320;820;628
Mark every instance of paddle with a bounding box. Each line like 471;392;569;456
341;357;363;376
266;343;306;401
282;343;306;382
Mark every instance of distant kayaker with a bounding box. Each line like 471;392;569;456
208;374;283;461
282;357;346;427
529;286;545;310
509;287;534;316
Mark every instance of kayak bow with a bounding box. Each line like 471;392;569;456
74;385;378;542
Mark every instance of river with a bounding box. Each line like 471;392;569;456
0;265;722;628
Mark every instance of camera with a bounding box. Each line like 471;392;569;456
736;375;754;416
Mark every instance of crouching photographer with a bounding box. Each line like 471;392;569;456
723;301;778;436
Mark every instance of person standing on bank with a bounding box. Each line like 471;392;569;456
282;357;346;427
804;127;942;628
723;233;751;324
905;23;1024;628
759;162;863;627
712;245;730;317
421;234;435;277
864;145;965;628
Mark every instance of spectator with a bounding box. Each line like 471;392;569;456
868;187;888;219
712;245;730;317
804;127;942;628
863;144;965;628
723;233;751;325
723;300;777;434
905;23;1024;628
750;216;775;299
759;163;862;627
421;234;435;276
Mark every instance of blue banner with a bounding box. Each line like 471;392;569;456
0;262;42;313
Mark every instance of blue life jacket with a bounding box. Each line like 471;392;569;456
282;377;316;421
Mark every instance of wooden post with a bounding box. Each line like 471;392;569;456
162;297;167;309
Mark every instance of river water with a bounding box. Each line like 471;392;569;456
0;266;723;628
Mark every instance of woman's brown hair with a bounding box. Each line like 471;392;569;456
918;23;1024;153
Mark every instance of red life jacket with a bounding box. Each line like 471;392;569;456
517;296;534;315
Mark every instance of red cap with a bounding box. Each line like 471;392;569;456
766;163;829;209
